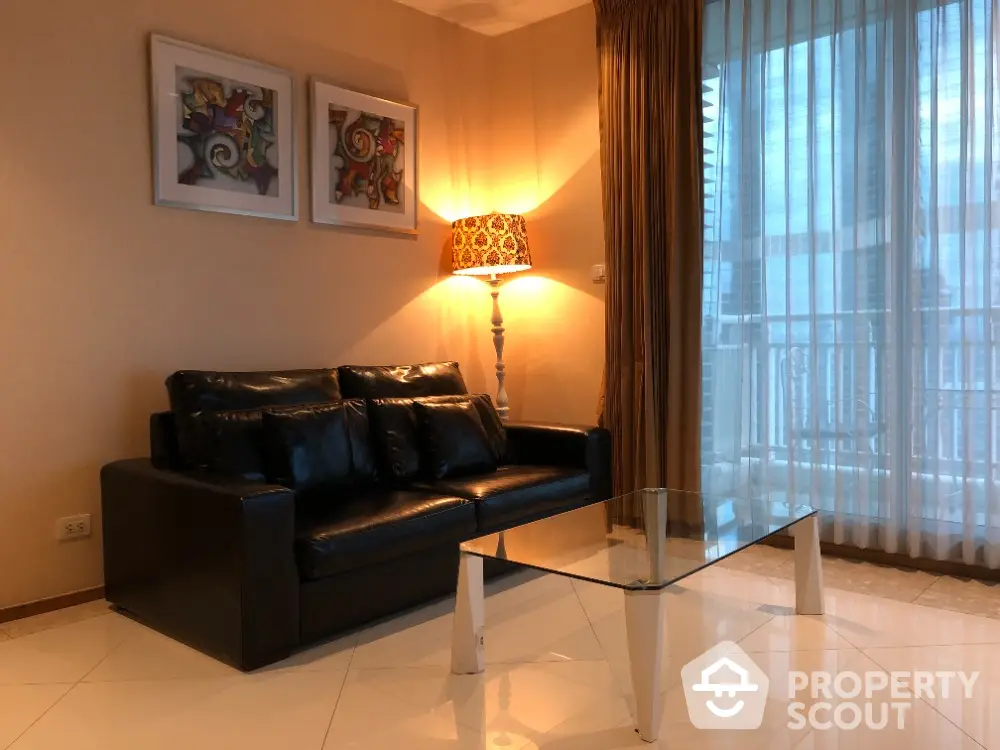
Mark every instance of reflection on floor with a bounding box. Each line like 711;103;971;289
1;546;999;749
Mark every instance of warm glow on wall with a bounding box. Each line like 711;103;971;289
490;106;600;217
338;274;484;368
486;273;604;423
417;144;493;223
419;188;493;224
489;179;549;217
420;98;599;223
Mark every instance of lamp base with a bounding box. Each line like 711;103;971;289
490;275;509;422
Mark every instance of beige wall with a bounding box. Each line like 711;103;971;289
489;5;606;425
0;0;603;608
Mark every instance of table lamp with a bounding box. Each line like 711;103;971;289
451;212;533;421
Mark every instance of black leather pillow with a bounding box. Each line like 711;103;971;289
174;407;271;479
414;400;497;480
342;399;377;484
263;403;354;495
367;394;504;481
467;395;507;462
367;398;422;481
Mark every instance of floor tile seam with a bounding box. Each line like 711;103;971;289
805;618;866;651
345;656;611;675
3;625;132;749
907;596;1000;622
733;610;780;647
858;646;989;749
859;640;1000;652
905;573;944;603
317;669;350;750
570;580;618;659
741;645;864;654
1;683;74;750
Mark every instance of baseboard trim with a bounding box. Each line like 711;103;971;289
0;586;106;625
1;541;995;625
762;535;1000;583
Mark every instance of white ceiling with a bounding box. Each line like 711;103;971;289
392;0;591;36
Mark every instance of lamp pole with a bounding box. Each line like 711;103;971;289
490;273;509;421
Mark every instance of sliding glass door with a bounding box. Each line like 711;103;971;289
701;0;1000;567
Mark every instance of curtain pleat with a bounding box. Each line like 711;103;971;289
703;0;1000;569
595;0;705;523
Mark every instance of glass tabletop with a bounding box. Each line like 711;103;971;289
460;488;816;591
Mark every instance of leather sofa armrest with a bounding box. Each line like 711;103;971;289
100;459;299;670
504;422;613;502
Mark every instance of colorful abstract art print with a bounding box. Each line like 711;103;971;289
329;108;406;214
311;80;417;233
151;36;297;220
176;69;278;197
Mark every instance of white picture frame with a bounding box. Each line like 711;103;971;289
150;34;298;221
310;79;417;234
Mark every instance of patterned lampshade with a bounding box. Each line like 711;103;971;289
451;212;533;276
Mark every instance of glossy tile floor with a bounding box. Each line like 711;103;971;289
2;547;1000;750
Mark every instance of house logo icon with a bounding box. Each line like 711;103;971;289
681;642;769;729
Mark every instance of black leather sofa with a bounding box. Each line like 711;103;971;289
101;362;611;670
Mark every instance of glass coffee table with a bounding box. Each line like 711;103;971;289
450;489;822;742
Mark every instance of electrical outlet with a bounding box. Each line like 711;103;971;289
56;514;91;541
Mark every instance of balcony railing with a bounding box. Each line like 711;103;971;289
702;313;1000;523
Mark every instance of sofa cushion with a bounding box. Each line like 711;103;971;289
167;369;342;414
294;490;475;579
338;362;467;399
369;394;505;481
174;407;272;480
416;465;590;531
415;400;496;479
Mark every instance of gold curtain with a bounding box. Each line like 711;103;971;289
595;0;704;521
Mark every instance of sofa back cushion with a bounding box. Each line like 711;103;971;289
338;362;467;399
167;369;343;474
167;369;342;413
368;394;505;481
414;400;497;479
172;398;374;484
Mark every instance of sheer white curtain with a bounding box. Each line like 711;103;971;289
702;0;1000;567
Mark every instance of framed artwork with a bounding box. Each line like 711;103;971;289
150;34;297;221
310;79;417;234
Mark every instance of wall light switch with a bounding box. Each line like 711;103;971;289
591;263;607;284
